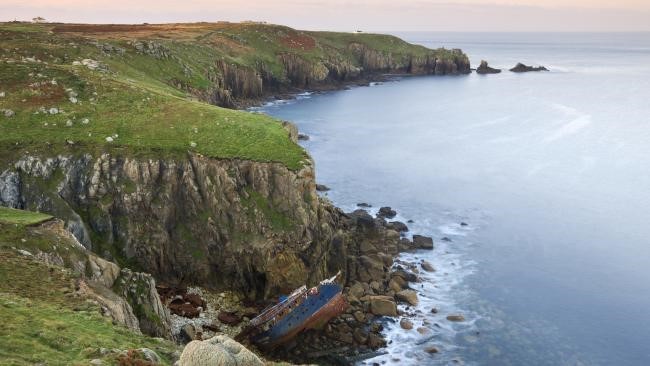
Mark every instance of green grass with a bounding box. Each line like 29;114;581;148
0;206;52;225
0;253;178;365
0;213;179;365
0;22;466;170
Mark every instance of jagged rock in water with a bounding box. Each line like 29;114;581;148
510;63;549;72
377;206;397;219
476;60;502;74
412;235;434;249
396;289;419;306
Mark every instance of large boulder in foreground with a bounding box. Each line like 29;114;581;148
510;62;548;72
179;335;264;366
476;60;501;74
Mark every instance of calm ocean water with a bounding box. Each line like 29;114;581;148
258;32;650;365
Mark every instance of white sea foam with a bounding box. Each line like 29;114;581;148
361;213;480;366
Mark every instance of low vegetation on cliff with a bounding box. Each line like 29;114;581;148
0;207;179;365
0;21;468;170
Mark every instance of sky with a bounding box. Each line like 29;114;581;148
2;0;650;32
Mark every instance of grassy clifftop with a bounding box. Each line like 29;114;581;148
0;22;467;169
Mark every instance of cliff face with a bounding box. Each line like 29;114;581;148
1;151;401;300
204;45;470;107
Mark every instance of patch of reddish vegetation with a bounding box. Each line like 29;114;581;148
280;33;316;50
24;83;66;107
218;310;242;325
157;284;206;319
117;350;156;366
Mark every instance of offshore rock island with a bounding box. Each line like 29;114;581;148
0;21;470;365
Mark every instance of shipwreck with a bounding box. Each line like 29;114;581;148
237;273;347;348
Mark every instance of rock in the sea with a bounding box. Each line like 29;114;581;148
446;314;466;322
396;289;419;306
460;222;469;226
316;184;330;192
400;318;414;330
510;62;548;72
387;221;409;233
179;335;264;366
421;260;435;272
357;202;372;208
297;133;310;141
413;235;434;250
476;60;501;74
369;295;398;316
377;207;397;219
425;346;440;354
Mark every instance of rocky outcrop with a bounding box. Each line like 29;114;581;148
1;153;407;301
114;269;173;338
476;60;501;74
179;335;264;366
7;217;173;339
510;63;549;72
196;45;470;108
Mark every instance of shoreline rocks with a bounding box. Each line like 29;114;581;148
510;62;549;72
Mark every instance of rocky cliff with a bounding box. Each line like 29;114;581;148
1;150;407;302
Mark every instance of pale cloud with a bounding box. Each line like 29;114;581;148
1;0;649;31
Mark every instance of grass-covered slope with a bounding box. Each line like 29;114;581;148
0;208;179;365
0;22;467;169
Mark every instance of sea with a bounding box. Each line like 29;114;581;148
255;32;650;365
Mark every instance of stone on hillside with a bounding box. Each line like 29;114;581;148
82;118;89;124
190;141;197;148
138;348;161;363
105;136;114;142
66;120;73;127
49;107;59;115
69;96;78;103
2;109;14;117
0;91;5;97
396;289;419;306
179;335;264;366
413;235;434;250
369;295;397;316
